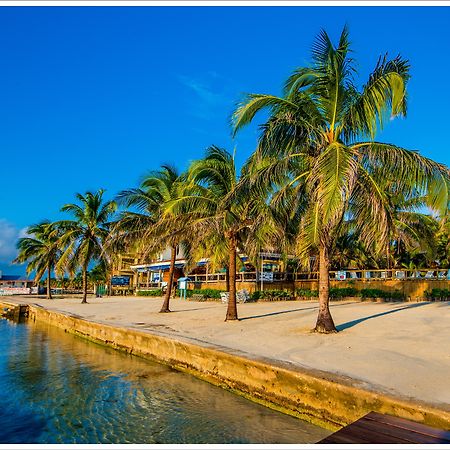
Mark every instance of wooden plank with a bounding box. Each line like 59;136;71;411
320;421;414;444
354;417;449;444
364;412;450;441
318;412;450;444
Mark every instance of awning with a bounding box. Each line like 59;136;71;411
131;260;187;272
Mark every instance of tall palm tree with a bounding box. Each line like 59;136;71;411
232;27;450;332
14;221;64;299
168;146;273;321
57;190;117;304
113;165;191;313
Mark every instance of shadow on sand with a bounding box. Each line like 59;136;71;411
336;301;431;331
240;301;357;321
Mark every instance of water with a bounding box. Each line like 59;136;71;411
0;317;328;444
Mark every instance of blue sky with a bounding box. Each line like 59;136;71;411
1;6;449;275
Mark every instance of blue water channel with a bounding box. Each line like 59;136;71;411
0;317;329;444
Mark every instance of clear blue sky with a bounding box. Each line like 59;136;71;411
1;6;449;274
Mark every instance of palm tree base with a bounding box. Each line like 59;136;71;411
225;316;239;321
81;300;88;304
313;323;338;333
159;309;171;313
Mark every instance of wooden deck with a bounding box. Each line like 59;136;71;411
318;412;450;444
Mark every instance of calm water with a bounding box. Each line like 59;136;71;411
0;318;328;444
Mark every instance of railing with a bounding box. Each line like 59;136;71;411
186;269;450;283
135;282;161;290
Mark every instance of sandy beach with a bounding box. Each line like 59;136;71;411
8;296;450;409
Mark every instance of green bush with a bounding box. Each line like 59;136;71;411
251;289;293;301
360;288;405;300
296;287;358;299
137;289;163;297
295;288;319;298
425;288;450;299
177;288;222;299
329;287;359;298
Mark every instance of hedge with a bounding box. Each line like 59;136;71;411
137;289;164;297
425;288;450;299
295;287;405;300
251;289;293;301
177;288;222;299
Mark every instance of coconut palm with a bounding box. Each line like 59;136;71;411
232;27;450;332
14;221;64;299
113;165;191;313
168;146;276;321
57;190;117;304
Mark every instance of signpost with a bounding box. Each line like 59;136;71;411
178;277;190;300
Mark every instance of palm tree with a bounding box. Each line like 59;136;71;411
387;190;439;268
14;221;64;299
57;190;117;304
232;27;450;332
113;165;191;313
168;146;273;321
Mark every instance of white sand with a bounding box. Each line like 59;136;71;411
10;295;450;409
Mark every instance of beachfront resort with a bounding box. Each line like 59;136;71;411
1;8;450;446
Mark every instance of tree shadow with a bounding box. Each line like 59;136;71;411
172;306;218;312
240;302;356;321
336;302;431;331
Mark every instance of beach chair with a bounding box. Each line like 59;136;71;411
237;289;249;303
220;292;229;304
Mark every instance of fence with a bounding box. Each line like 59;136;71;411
186;269;449;283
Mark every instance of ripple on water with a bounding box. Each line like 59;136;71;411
0;318;329;444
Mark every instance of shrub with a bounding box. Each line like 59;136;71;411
251;289;293;301
295;288;319;298
329;287;359;298
137;289;163;297
177;288;222;299
360;288;405;300
425;288;450;299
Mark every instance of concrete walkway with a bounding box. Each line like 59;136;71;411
8;295;450;409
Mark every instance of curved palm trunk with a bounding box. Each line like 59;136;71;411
160;245;177;313
47;264;52;300
81;266;88;304
225;233;238;321
225;266;230;292
314;245;337;333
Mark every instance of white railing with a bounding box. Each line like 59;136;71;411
186;269;449;283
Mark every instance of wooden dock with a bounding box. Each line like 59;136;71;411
318;412;450;444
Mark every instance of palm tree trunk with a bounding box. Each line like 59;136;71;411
47;264;52;300
314;244;337;333
81;266;88;304
225;233;238;321
225;265;230;292
160;245;177;313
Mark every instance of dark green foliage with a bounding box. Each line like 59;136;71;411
329;287;359;298
296;287;405;300
359;288;405;300
425;288;450;299
295;289;319;298
137;289;164;297
177;289;222;299
251;290;294;301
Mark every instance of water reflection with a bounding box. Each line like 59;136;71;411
0;318;329;444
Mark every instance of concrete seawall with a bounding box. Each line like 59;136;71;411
2;300;450;432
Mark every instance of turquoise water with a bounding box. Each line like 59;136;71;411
0;318;328;444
